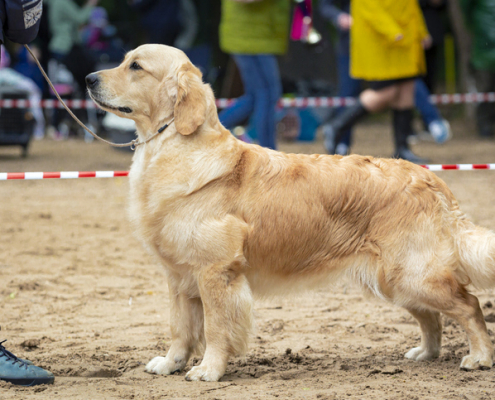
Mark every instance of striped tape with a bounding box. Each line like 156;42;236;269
1;165;495;180
422;164;495;171
1;92;495;110
0;171;129;180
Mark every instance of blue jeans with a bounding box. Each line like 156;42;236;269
414;78;441;127
219;54;282;150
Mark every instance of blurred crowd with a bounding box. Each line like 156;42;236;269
0;0;494;161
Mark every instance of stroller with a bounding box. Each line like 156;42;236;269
0;88;35;157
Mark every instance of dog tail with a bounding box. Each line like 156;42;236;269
456;221;495;289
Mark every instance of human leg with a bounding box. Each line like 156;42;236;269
415;78;440;126
323;85;397;154
414;78;451;144
250;55;281;149
360;85;399;112
392;80;427;163
218;55;256;130
334;53;362;152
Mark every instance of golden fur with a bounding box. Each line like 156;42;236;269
87;44;495;381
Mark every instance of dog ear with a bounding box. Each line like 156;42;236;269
174;63;207;136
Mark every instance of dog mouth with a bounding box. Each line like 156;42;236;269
88;92;133;114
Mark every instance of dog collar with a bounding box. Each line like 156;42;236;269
131;118;175;150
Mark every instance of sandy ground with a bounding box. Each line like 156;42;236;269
2;119;495;399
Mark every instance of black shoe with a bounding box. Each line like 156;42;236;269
0;341;54;386
394;147;428;164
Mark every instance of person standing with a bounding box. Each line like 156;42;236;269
128;0;183;46
320;0;361;155
46;0;98;91
0;0;54;386
218;0;290;150
323;0;431;163
413;0;451;144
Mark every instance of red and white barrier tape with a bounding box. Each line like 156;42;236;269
1;93;495;110
217;93;495;109
2;164;495;180
423;164;495;171
0;171;129;180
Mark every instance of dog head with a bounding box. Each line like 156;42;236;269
86;44;208;136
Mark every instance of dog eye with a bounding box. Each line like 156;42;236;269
130;62;142;71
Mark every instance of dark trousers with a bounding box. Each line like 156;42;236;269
335;53;362;147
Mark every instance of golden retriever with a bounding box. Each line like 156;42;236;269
86;44;495;381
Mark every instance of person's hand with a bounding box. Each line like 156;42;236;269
337;13;353;31
87;0;99;7
422;35;433;49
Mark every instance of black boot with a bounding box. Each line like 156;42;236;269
322;101;368;154
393;108;428;164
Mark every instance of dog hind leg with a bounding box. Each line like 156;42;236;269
185;260;253;382
146;277;204;375
442;288;493;370
402;272;492;370
404;308;442;361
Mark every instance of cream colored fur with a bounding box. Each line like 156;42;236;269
87;44;495;381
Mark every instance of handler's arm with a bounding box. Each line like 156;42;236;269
3;0;42;44
319;0;344;28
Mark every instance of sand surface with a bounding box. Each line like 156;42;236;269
1;119;495;399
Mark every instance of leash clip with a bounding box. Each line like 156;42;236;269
130;139;138;151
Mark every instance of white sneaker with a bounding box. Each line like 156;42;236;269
428;119;452;144
335;143;349;155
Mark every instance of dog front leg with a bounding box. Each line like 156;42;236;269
146;276;204;376
185;261;253;382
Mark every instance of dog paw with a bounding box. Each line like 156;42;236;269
404;346;439;361
185;365;223;382
460;354;493;371
145;356;185;375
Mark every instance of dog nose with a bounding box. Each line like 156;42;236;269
85;73;99;89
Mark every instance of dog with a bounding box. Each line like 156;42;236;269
86;44;495;381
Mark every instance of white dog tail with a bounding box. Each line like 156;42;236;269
456;222;495;289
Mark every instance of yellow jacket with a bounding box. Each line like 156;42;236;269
350;0;429;81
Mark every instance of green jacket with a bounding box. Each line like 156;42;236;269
219;0;290;55
461;0;495;71
47;0;94;55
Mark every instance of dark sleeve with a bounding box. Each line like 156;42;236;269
319;0;344;28
3;0;42;44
